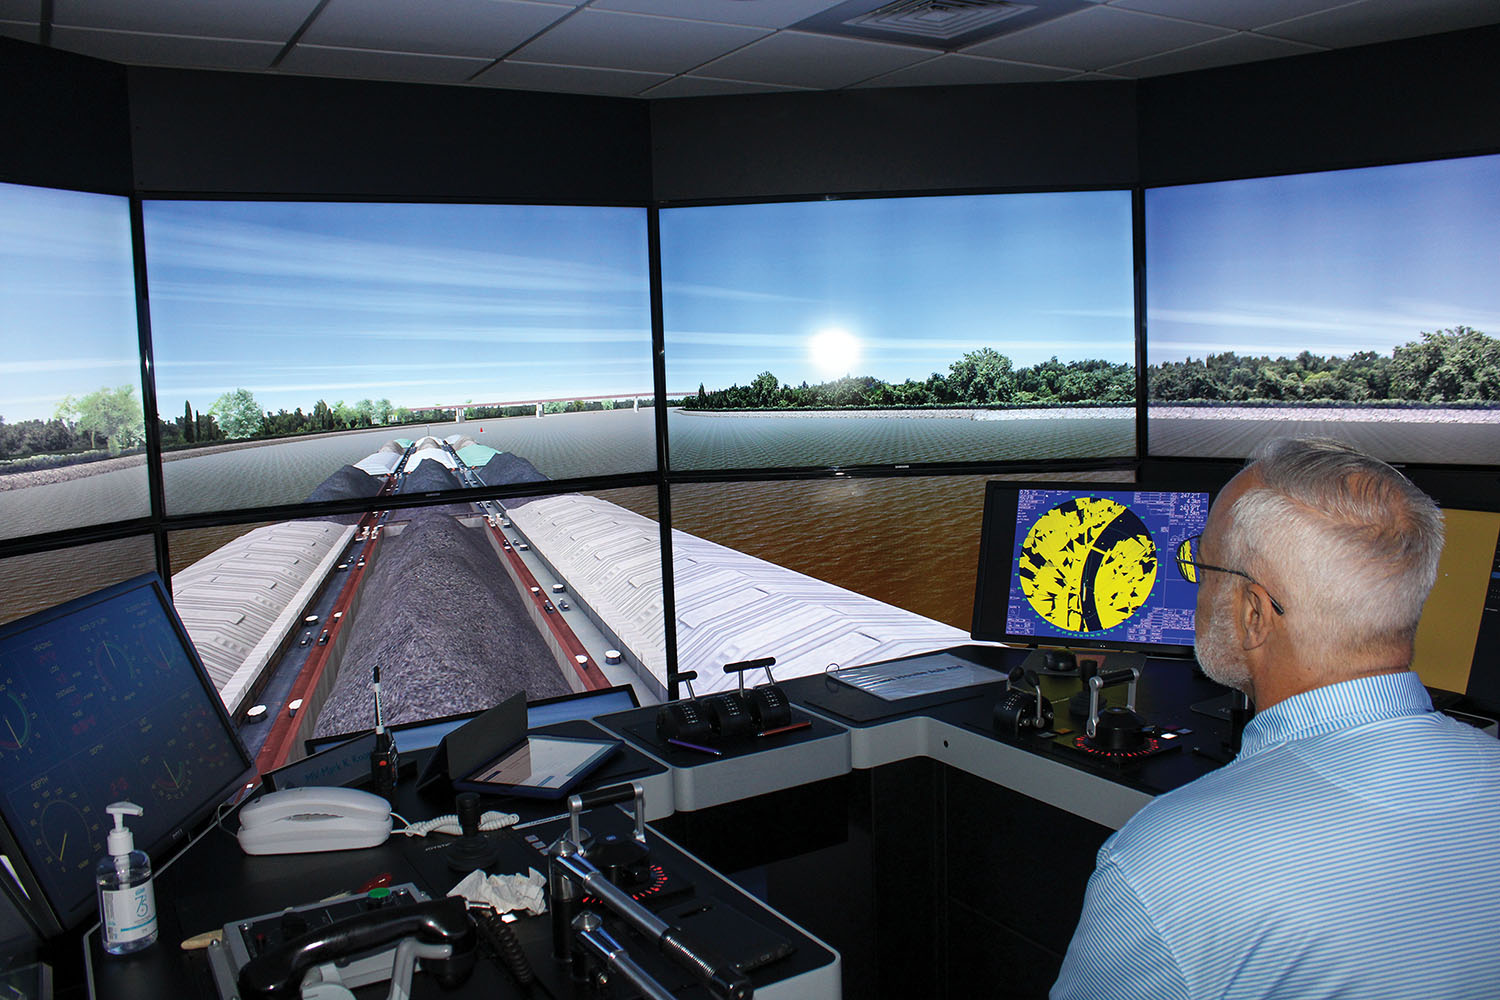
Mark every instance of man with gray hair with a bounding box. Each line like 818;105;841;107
1051;438;1500;1000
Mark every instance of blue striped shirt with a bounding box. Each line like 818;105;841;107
1051;671;1500;1000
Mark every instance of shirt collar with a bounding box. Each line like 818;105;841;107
1237;671;1434;760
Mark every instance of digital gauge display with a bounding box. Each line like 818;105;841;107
0;575;254;936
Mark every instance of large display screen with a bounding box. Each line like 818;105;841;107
0;181;147;542
142;200;654;515
1146;152;1500;465
660;191;1136;472
0;575;254;935
972;483;1210;657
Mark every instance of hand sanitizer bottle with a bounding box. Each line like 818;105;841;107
96;801;158;955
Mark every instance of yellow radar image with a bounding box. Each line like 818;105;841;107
1018;497;1157;634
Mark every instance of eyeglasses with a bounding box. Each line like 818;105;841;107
1174;534;1286;616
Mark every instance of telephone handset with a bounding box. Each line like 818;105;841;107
236;896;476;1000
237;786;393;855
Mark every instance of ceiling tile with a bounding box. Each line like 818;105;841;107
590;0;845;30
302;0;572;59
1105;0;1358;32
53;0;320;41
852;52;1077;88
509;9;771;74
694;30;932;88
472;59;669;96
0;19;39;43
1258;0;1500;48
13;0;1499;99
641;74;814;98
1105;29;1323;76
963;5;1232;70
279;43;492;83
48;26;282;68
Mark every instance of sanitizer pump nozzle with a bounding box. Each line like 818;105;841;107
97;801;158;955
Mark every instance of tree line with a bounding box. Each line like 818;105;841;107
684;327;1500;411
0;385;147;469
683;353;1136;410
5;327;1495;467
0;388;655;466
0;389;433;467
173;391;419;445
1151;327;1500;404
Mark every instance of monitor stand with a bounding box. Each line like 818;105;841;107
1020;647;1146;677
1189;692;1237;721
1191;690;1253;756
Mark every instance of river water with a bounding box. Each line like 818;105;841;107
0;407;1138;539
3;406;1495;627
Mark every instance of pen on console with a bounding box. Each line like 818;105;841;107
667;737;722;756
758;720;812;737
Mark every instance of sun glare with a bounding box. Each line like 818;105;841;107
809;327;860;378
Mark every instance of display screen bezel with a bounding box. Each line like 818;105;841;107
971;480;1213;659
0;574;255;937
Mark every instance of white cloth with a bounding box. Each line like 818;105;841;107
447;867;548;916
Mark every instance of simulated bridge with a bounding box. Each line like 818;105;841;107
174;434;972;771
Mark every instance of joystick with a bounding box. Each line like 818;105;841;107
1082;667;1148;753
1042;649;1078;674
1088;705;1149;752
585;830;652;889
444;792;501;872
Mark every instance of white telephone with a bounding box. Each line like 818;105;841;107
237;786;393;856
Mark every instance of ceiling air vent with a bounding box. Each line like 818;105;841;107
793;0;1088;51
848;0;1033;42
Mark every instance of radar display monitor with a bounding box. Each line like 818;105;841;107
972;483;1211;658
0;574;254;937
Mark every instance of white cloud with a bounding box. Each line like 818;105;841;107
0;357;138;375
144;212;645;298
662;281;820;306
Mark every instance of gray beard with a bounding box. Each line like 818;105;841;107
1195;590;1252;692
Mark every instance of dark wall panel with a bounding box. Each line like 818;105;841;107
0;38;132;194
1139;26;1500;187
650;82;1138;202
127;68;653;201
9;26;1500;206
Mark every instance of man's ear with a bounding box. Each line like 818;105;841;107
1238;583;1275;650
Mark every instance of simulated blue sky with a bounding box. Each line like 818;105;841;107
0;182;139;424
8;156;1500;425
660;192;1136;392
143;201;653;417
1147;153;1500;364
